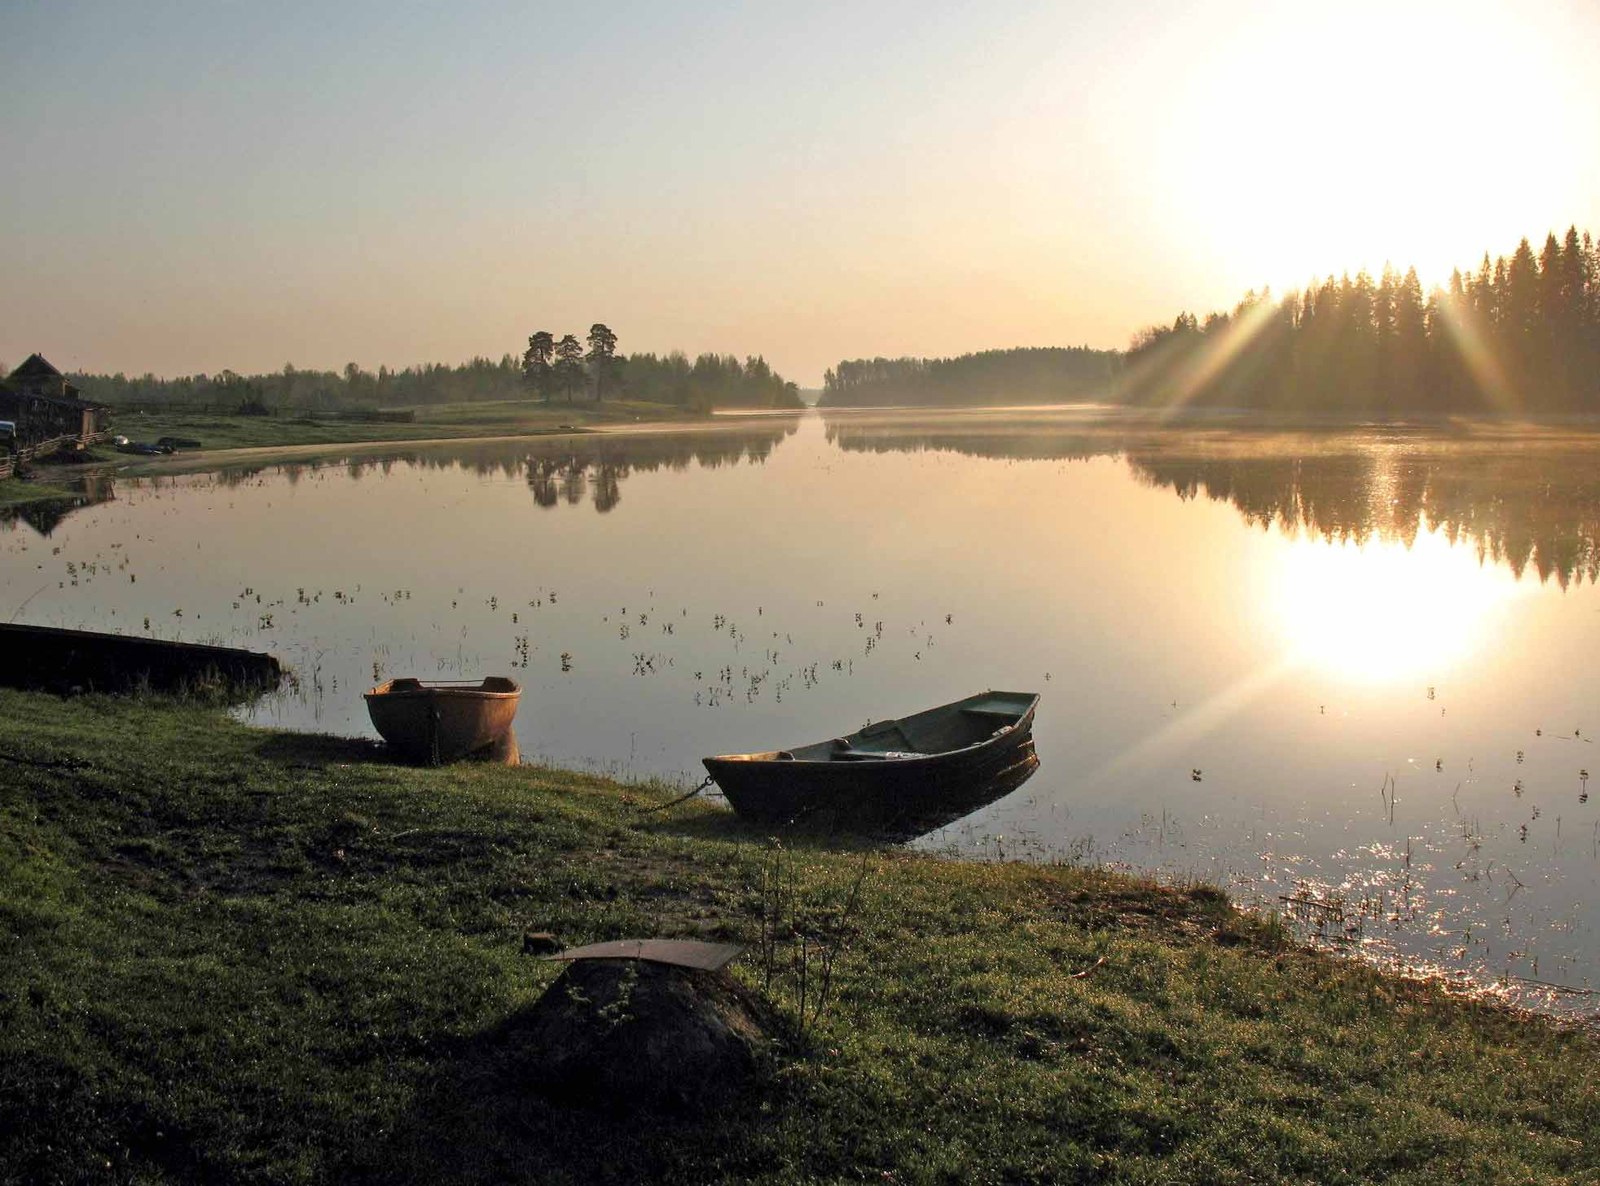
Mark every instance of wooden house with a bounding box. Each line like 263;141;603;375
0;354;107;447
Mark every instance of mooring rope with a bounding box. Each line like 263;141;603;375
640;774;715;813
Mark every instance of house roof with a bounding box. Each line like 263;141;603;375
9;353;63;381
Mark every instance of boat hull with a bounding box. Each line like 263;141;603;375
364;677;521;764
704;691;1040;830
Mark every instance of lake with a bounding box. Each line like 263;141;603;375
5;407;1599;1018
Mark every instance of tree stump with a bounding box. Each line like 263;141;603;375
510;959;777;1111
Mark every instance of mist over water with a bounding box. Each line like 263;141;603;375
6;408;1600;1017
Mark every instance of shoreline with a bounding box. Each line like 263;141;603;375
3;686;1596;1181
21;406;802;484
0;475;79;508
16;403;1600;491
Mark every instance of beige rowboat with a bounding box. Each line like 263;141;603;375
364;676;521;764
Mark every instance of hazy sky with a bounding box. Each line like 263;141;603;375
5;0;1598;385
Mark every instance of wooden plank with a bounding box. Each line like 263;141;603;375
0;623;281;695
544;939;744;971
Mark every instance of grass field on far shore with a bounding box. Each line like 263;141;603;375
105;397;700;452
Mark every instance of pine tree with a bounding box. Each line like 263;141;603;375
554;334;585;402
1394;266;1427;408
585;324;618;401
522;332;555;403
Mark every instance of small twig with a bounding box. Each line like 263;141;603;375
1070;955;1107;980
1503;975;1600;997
807;851;873;1027
7;583;50;623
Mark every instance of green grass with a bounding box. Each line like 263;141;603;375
406;396;697;428
105;398;701;454
0;476;78;507
2;689;1596;1184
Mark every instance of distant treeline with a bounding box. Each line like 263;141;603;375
610;352;802;411
59;226;1600;418
71;338;800;413
819;347;1119;407
70;359;528;411
820;227;1600;416
1125;227;1600;416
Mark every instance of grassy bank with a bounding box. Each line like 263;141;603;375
0;476;77;508
2;689;1596;1184
86;398;749;480
104;398;700;454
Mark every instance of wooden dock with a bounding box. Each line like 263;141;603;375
0;623;282;696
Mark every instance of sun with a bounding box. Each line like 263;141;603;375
1157;0;1590;291
1269;528;1528;685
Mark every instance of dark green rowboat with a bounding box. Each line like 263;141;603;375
703;690;1040;829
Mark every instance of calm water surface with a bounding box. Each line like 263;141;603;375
6;408;1600;1017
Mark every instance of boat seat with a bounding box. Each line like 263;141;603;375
859;719;908;740
850;721;914;752
961;704;1022;721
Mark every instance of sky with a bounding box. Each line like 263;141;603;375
4;0;1599;387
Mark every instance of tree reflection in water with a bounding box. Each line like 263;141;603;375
3;421;802;537
0;473;117;537
823;413;1600;587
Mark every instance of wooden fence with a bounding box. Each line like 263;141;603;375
108;401;271;416
0;431;112;482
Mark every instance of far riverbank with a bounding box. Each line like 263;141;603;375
5;397;797;489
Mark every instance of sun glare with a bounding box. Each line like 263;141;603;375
1270;529;1526;685
1162;1;1586;290
1151;296;1280;417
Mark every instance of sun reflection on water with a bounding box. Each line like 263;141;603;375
1271;528;1529;683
